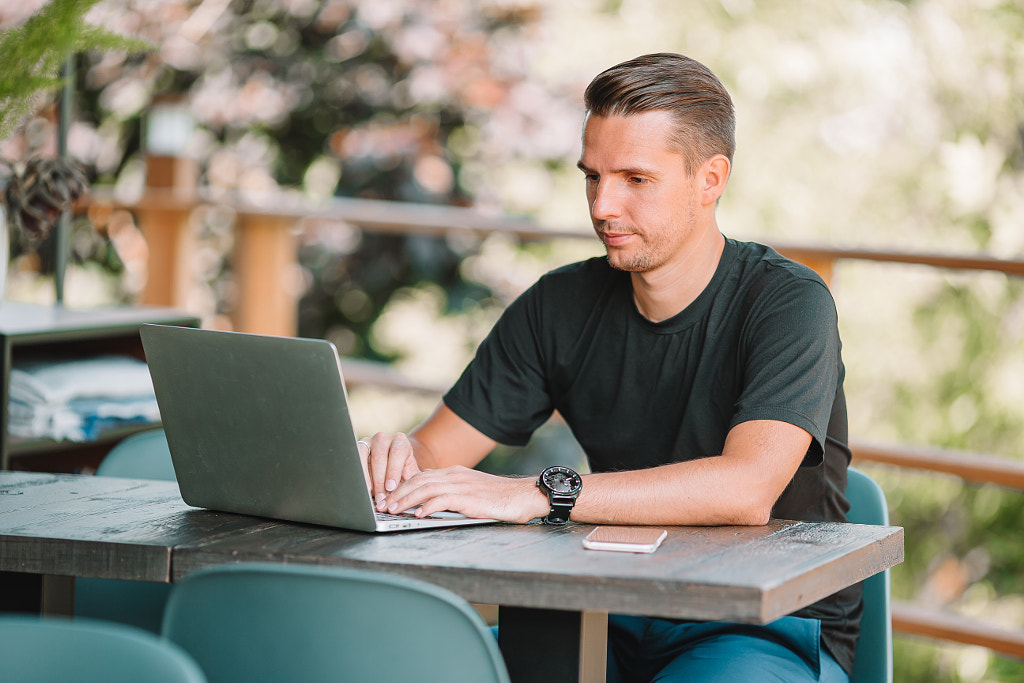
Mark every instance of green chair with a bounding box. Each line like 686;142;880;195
75;428;176;633
0;615;205;683
162;563;511;683
95;427;177;481
845;467;893;683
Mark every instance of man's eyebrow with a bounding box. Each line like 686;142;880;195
576;161;656;177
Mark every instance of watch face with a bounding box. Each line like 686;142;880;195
543;466;582;495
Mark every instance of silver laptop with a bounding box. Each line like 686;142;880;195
139;324;498;532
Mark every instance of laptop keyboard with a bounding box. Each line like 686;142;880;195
374;511;416;521
374;510;468;522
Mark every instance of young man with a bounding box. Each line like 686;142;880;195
359;53;858;682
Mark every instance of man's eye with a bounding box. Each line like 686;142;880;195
628;176;646;184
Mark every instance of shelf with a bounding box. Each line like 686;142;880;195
1;302;199;471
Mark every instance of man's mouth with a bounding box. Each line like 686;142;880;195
599;231;635;247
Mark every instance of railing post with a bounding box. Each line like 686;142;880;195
231;211;299;337
134;95;200;311
134;154;199;310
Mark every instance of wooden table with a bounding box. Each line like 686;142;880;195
0;472;904;682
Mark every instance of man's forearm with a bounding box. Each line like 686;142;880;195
572;461;769;526
568;420;810;526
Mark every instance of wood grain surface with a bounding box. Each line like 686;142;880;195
1;472;903;623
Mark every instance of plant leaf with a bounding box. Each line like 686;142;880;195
0;0;153;142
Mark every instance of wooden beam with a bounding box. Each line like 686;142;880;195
851;440;1024;492
893;600;1024;660
90;190;1024;276
340;357;447;395
772;242;1024;277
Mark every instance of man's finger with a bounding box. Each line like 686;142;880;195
384;433;412;494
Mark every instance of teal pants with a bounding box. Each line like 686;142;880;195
606;615;849;683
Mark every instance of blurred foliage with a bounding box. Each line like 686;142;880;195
0;0;150;141
2;0;1024;680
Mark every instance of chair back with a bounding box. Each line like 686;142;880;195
75;428;176;632
845;467;893;683
0;615;205;683
162;563;510;683
96;428;177;481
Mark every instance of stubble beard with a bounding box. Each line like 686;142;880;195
598;222;663;274
606;242;656;273
600;200;700;274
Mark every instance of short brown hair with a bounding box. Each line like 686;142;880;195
584;53;735;174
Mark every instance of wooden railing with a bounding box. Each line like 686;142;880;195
89;163;1024;661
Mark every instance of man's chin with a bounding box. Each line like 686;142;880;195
605;252;647;273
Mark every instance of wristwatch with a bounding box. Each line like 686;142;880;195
537;466;583;525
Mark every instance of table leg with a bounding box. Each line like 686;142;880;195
580;609;609;680
41;574;74;616
498;606;608;683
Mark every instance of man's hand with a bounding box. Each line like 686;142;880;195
357;427;549;523
357;402;507;517
382;466;549;524
358;432;423;512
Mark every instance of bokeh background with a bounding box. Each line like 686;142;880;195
2;1;1023;680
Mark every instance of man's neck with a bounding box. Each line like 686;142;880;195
631;230;726;323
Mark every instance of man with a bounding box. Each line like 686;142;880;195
360;53;858;682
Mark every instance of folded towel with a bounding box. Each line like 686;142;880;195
7;355;159;442
10;355;155;405
8;395;161;442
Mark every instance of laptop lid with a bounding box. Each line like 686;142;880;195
139;324;495;532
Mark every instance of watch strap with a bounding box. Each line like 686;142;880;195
544;496;575;525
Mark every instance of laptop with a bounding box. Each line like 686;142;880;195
139;324;498;532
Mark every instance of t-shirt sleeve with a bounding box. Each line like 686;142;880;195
731;272;841;466
443;283;555;446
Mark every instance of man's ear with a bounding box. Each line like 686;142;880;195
700;154;731;206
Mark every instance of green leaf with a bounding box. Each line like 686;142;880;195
0;0;153;142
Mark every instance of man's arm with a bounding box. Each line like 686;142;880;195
570;419;810;526
377;412;811;526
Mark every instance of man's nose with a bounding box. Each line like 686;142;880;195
590;181;623;221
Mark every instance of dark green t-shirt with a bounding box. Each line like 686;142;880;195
444;238;861;674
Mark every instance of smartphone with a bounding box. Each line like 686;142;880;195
582;526;668;554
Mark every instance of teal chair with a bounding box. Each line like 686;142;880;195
162;563;511;683
75;429;176;633
94;428;177;481
0;615;205;683
845;467;893;683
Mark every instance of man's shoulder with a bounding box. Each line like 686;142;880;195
728;239;830;291
719;239;837;328
544;256;614;280
533;256;621;297
724;239;835;305
501;257;622;327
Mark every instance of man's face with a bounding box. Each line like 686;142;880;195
577;111;704;274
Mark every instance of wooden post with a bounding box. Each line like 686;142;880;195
40;575;74;616
231;212;299;336
134;155;199;308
